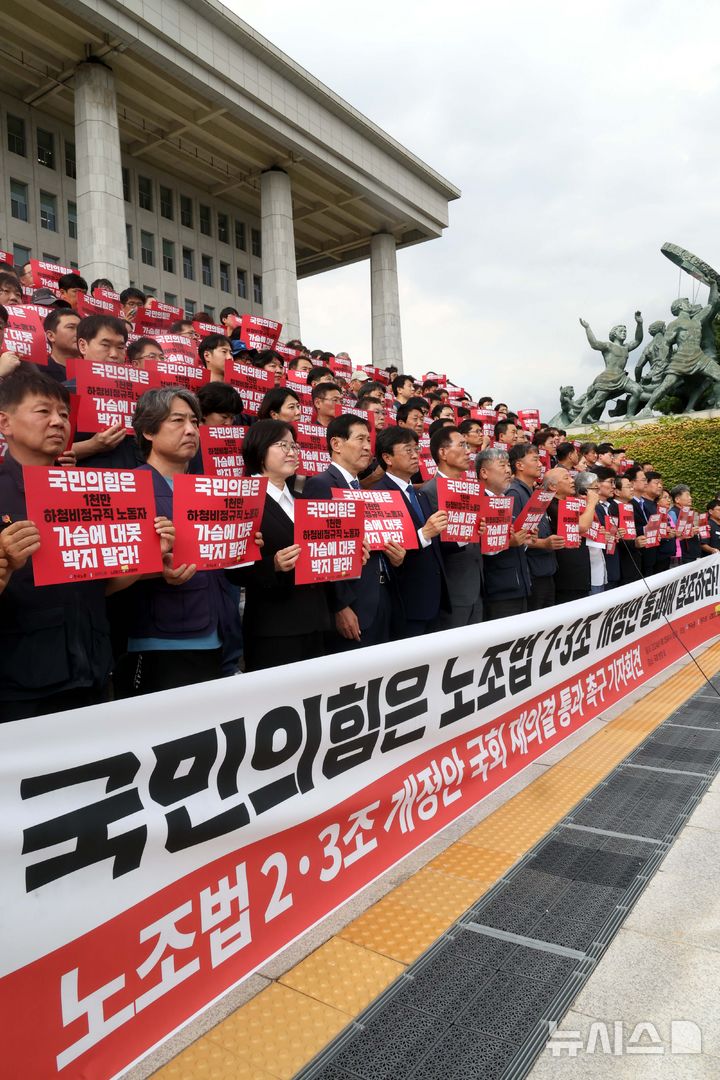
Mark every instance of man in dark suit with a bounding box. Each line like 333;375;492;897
626;465;657;577
303;414;406;648
374;426;449;637
421;425;483;629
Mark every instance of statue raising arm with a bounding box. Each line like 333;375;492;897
627;310;644;353
579;318;605;351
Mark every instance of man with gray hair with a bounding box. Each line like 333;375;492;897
476;447;531;620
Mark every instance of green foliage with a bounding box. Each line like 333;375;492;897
585;414;720;506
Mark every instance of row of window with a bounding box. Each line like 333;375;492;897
5;113;261;253
124;226;261;300
10;180;76;237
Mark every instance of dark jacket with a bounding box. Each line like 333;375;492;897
483;485;532;601
598;500;621;585
506;477;556;579
0;453;112;702
548;498;590;595
633;497;658;575
421;475;483;611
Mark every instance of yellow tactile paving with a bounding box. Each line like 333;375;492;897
339;894;451;964
155;640;720;1079
279;936;404;1015
205;983;348;1080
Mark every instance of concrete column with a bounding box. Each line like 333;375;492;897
260;169;300;339
370;232;403;370
74;61;128;286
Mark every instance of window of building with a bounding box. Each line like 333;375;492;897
10;180;29;222
70;260;79;270
164;292;177;307
122;167;130;202
180;195;193;228
160;185;174;220
184;298;196;317
126;224;134;260
67;200;77;240
140;230;155;266
205;306;215;322
138;176;153;212
13;243;31;266
253;274;263;304
162;238;175;274
65;141;76;180
219;262;230;292
37;128;55;168
7;115;26;156
235;220;246;250
236;268;247;299
40;192;57;232
199;205;211;236
217;212;229;244
251;228;262;258
143;285;156;297
42;253;59;264
182;247;194;280
201;254;213;287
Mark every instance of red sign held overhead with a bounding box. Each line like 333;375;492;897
3;305;50;366
77;293;122;319
172;474;266;570
0;250;14;267
224;360;274;415
274;343;302;363
333;488;418;550
145;298;183;321
198;425;247;478
437;476;483;542
296;420;332;475
517;409;541;433
478;494;513;554
29;258;72;290
75;361;157;432
236;314;282;351
513;488;555;532
192;318;225;338
92;286;121;304
23;466;163;585
470;408;498;438
294;498;363;584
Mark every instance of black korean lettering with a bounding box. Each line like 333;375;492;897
440;657;475;727
477;644;511;709
149;719;249;852
323;681;381;778
508;633;542;694
381;666;429;751
21;753;146;890
539;625;563;678
249;706;303;814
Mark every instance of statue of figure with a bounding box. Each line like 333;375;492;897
548;385;582;428
638;283;720;415
575;312;645;422
635;321;670;386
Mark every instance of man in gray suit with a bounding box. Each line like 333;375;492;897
421;425;484;630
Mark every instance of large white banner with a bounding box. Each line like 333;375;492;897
0;560;718;1078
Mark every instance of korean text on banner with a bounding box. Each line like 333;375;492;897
557;497;585;548
437;476;482;542
172;474;266;570
198;426;247;478
618;502;636;539
75;362;157;432
4;305;50;366
294;498;363;583
333;487;418;550
0;563;718;1080
513;488;555;532
23;466;163;585
478;493;513;553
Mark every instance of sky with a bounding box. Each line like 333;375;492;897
224;0;720;417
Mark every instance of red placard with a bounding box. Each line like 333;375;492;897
23;466;162;585
238;315;282;351
556;497;585;548
172;474;265;570
675;506;694;540
517;409;541;433
618;502;636;539
698;513;710;540
143;356;209;392
29;258;72;290
145;298;183;321
76;361;157;432
225;360;273;415
0;250;14;267
192;319;225;338
3;304;49;365
330;354;353;379
586;515;605;545
296;420;332;475
77;293;122;319
470;408;497;437
478;494;513;553
513;488;555;532
93;287;121;303
436;476;483;542
333;488;418;550
198;425;247;478
605;516;618;555
150;334;199;363
644;514;661;547
274;343;301;363
294;499;363;583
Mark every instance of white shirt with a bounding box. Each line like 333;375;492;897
386;471;431;548
263;477;295;521
332;462;359;487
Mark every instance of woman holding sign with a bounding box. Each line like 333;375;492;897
231;418;332;671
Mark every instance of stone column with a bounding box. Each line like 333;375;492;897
370;232;403;370
260;169;300;339
74;61;128;286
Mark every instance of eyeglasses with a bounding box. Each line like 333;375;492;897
396;445;420;456
273;440;300;454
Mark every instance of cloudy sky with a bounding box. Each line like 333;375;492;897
225;0;719;418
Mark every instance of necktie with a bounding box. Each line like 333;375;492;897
405;483;425;523
349;478;361;490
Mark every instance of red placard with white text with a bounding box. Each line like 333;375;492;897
23;466;162;585
75;362;157;432
517;409;541;433
238;314;281;351
605;516;618;555
3;304;50;365
199;426;247;478
675;507;694;540
556;497;585;548
92;287;121;304
192;319;225;338
333;488;418;550
644;514;661;547
29;258;72;290
143;355;209;392
618;502;636;539
145;298;183;322
172;475;266;570
658;505;669;539
513;488;555;532
586;515;605;545
436;476;482;542
698;513;710;540
294;499;363;583
76;293;122;319
0;249;13;267
225;360;273;415
296;420;332;475
478;494;513;553
470;408;497;437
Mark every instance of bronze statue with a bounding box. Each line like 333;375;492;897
575;312;644;422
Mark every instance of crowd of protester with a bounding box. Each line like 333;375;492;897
0;261;718;722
